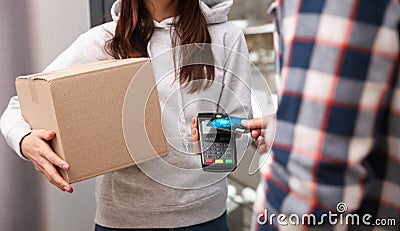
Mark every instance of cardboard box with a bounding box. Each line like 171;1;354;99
16;58;168;183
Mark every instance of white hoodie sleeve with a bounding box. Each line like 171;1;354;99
0;23;114;160
43;24;114;72
0;96;32;160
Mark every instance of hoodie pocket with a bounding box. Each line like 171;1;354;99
110;165;227;212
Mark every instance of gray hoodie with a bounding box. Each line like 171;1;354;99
0;0;252;228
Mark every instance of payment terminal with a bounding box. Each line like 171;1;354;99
197;113;237;172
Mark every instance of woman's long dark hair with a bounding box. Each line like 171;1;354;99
106;0;215;92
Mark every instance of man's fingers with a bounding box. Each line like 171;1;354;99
241;116;275;154
255;136;268;153
35;129;56;141
255;135;266;147
251;129;261;139
257;144;268;154
241;117;268;129
261;128;266;136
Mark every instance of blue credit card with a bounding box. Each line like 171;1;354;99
207;116;249;133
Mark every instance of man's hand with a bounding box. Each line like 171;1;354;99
241;115;275;153
21;129;73;193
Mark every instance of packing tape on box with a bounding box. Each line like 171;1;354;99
28;78;39;104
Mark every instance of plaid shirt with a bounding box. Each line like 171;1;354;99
253;0;400;230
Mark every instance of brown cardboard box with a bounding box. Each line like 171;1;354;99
16;58;168;183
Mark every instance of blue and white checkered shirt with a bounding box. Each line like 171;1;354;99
253;0;400;230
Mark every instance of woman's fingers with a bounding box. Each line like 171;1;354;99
191;117;197;128
191;118;200;154
35;129;56;141
31;130;69;170
40;158;73;193
191;118;199;142
40;145;69;170
21;129;73;193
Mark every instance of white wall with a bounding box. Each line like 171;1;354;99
27;1;97;231
28;0;91;72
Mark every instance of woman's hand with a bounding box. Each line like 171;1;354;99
190;117;243;154
21;129;73;193
191;118;200;154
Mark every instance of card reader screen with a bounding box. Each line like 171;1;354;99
201;120;217;134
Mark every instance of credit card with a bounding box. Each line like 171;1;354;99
206;116;250;133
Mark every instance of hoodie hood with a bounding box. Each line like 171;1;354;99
200;0;233;24
111;0;233;28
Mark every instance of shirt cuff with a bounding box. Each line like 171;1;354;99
8;126;32;161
